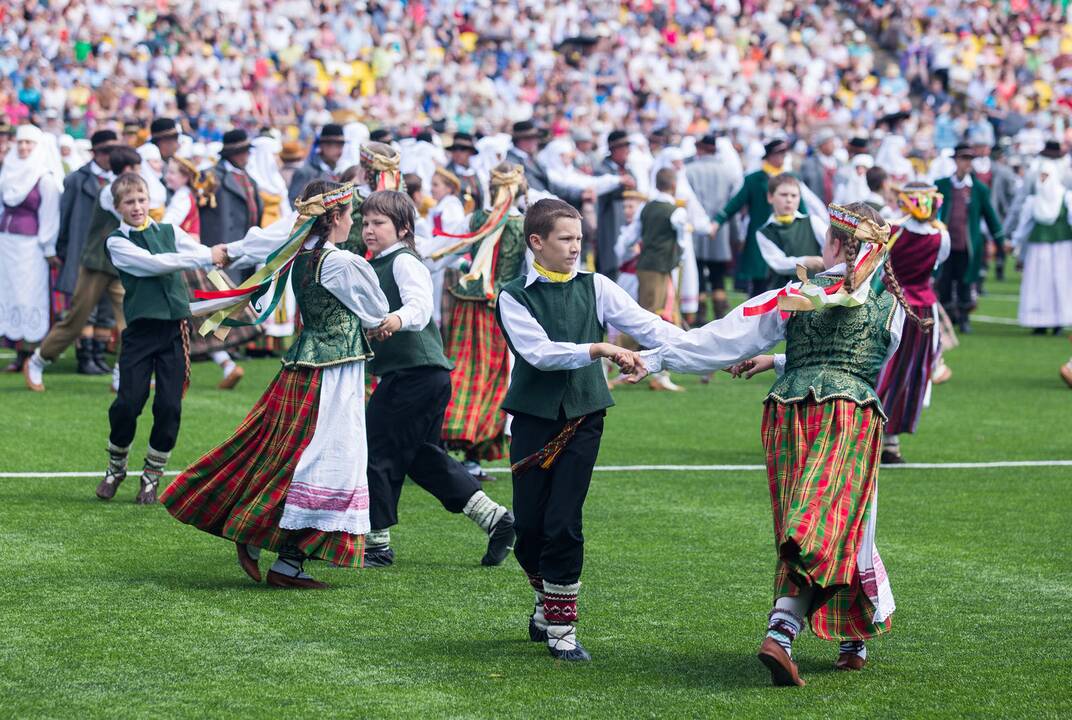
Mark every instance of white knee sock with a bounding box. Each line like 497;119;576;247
366;528;391;549
462;490;508;533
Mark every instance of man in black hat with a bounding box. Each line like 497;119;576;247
593;129;636;278
201;129;263;263
287;123;344;204
445;132;484;211
149;118;180;164
834;136;869;204
935;143;1004;333
970;135;1018;282
686;132;739;320
711;137;796;294
369;127;393;144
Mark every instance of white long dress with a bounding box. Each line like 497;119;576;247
1013;193;1072;328
0;179;60;342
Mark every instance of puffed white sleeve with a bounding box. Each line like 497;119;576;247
936;227;951;266
497;290;593;370
162;188;193;228
391;251;435;331
225;210;300;269
594;274;683;347
318;249;390;328
36;178;61;255
106;231;214;277
640;286;790;374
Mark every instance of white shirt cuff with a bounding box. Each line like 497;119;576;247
774;354;786;376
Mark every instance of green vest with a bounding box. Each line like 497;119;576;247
367;246;453;376
767;276;898;416
83;202;121;275
111;224;192;324
636;200;681;273
450;211;527;305
337;192;367;256
283;246;373;369
1027;206;1072;244
497;273;612;420
760;216;821;277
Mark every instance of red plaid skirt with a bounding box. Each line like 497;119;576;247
763;398;891;640
442;300;508;461
160;367;364;567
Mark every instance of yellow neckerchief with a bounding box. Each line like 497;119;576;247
133;220;152;232
762;161;784;177
533;261;574;283
773;213;796;225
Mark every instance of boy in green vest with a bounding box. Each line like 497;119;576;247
496;198;683;661
357;190;515;568
635;167;687;320
755;174;828;283
96;173;218;504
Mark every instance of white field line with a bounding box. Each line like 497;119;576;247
3;459;1071;479
972;314;1020;326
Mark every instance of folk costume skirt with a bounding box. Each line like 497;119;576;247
442;300;509;461
161;363;370;567
1018;240;1072;328
762;398;895;641
876;303;939;435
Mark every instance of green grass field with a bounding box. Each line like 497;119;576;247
1;274;1070;719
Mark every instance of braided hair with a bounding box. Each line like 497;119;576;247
299;180;348;251
829;201;934;331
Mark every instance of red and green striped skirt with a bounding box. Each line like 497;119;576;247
160;367;364;567
762;398;891;641
442;300;508;461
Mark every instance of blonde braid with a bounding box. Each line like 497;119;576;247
842;235;860;293
883;256;935;331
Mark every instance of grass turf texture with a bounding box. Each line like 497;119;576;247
1;273;1069;718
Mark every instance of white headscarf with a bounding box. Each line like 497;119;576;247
1;125;63;206
248;136;288;198
136;143;168;209
339;121;369;172
537;138;575;174
1033;160;1066;225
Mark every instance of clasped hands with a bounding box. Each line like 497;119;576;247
210;245;230;269
368;313;402;342
591;342;648;383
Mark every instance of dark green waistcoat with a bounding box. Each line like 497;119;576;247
497;273;612;420
83;203;121;275
450;212;527;306
367;246;453;376
1027;205;1072;244
283;246;373;369
767;275;898;417
761;217;821;276
636;201;681;273
111;224;191;324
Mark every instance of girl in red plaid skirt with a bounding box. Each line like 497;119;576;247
641;202;934;686
161;180;390;590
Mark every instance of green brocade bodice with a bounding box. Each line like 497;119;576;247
450;211;526;305
282;246;373;369
1027;206;1072;244
766;275;897;416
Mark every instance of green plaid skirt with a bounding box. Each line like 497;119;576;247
763;398;891;641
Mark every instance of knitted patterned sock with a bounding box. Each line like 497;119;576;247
141;445;170;491
462;490;508;533
526;573;547;630
839;640;867;659
107;442;130;475
766;609;803;657
546;623;579;653
366;528;391;549
543;580;580;626
883;434;900;452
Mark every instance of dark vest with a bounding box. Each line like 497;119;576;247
1027;205;1072;244
0;182;41;236
367;246;453;376
761;217;822;277
111;224;191;324
82;201;121;275
767;275;898;417
636;200;681;273
497;273;612;420
283;246;374;368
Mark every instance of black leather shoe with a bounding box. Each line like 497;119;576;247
76;340;106;375
548;639;591;662
529;616;548;642
881;449;904;465
90;338;112;373
363;545;395;568
481;511;515;566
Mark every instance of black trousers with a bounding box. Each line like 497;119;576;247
366;366;481;530
108;319;186;452
510;411;604;586
937;249;973;319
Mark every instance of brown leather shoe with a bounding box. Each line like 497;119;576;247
96;469;125;500
266;570;329;590
236;543;262;582
757;637;806;687
835;652;867;671
218;365;244;390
